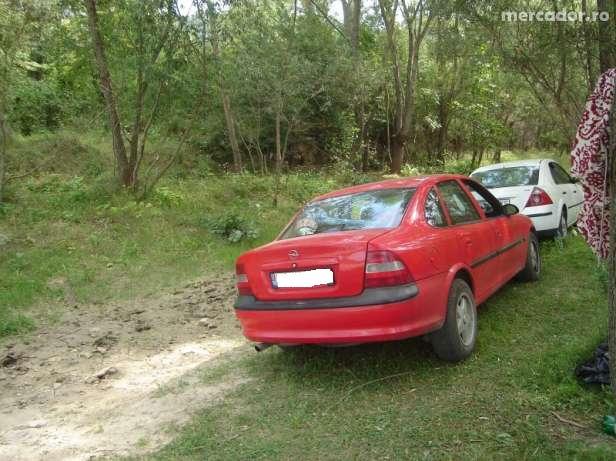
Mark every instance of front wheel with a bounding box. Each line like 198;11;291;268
431;279;477;362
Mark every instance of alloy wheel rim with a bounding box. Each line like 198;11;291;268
456;293;475;347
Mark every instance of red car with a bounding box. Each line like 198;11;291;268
234;175;540;361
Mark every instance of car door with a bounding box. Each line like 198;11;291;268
551;162;582;223
422;186;459;274
548;161;578;225
437;179;500;302
462;179;526;284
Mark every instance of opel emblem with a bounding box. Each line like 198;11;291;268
288;249;299;259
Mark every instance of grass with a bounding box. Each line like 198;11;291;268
0;133;592;338
2;132;614;457
0;131;373;338
0;171;321;337
149;236;614;460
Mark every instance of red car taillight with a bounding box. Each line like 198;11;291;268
235;263;253;296
525;187;553;207
364;250;413;288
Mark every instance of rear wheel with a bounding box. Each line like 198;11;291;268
556;208;567;238
517;233;540;282
431;279;477;362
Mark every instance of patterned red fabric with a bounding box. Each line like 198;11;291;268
571;68;616;260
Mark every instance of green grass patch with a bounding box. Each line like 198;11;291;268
0;133;376;338
151;236;614;460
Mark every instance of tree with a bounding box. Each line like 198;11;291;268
427;12;472;163
609;76;616;401
598;0;616;401
598;0;615;72
468;0;589;148
83;0;186;191
194;0;243;172
0;0;47;202
378;0;433;174
83;0;128;186
218;0;334;173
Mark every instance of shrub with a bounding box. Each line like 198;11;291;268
10;78;64;135
201;211;259;243
153;186;184;207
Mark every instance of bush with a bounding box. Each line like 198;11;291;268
201;211;259;243
152;186;185;207
8;131;107;177
10;78;64;135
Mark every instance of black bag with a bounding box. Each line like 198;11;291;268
575;342;610;385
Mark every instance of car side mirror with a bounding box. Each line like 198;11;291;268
502;203;519;217
570;176;579;184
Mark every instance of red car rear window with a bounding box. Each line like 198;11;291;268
281;188;416;239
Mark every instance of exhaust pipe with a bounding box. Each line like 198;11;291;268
254;343;273;352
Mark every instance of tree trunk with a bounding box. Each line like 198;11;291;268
206;0;242;173
477;149;484;166
275;109;282;173
342;0;368;171
582;0;595;92
379;0;431;175
221;91;242;172
436;99;449;164
390;137;404;174
341;0;360;53
471;149;478;168
607;75;616;398
598;0;615;71
0;108;6;203
492;149;501;163
83;0;130;187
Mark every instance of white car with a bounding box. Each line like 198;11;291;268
470;159;583;237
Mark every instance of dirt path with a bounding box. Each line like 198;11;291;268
0;275;251;460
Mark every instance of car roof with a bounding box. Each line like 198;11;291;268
312;174;466;201
471;158;554;174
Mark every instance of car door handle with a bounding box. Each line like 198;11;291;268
458;232;472;244
562;191;567;194
573;190;578;193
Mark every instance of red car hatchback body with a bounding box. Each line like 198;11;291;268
234;174;540;361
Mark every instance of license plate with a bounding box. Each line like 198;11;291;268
272;268;334;288
499;198;510;205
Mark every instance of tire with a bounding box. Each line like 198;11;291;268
556;208;567;238
431;279;477;362
517;233;540;282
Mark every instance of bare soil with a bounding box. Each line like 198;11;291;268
0;274;251;460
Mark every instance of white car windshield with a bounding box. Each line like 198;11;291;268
471;166;539;188
281;188;415;239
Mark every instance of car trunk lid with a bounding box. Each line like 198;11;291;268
486;186;534;212
244;229;390;301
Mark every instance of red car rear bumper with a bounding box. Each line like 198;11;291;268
234;279;444;344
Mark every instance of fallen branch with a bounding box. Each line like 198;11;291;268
6;167;38;182
323;370;415;415
342;371;415;398
551;411;587;429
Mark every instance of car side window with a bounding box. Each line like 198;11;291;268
549;162;571;185
424;188;447;227
463;180;504;218
437;180;480;225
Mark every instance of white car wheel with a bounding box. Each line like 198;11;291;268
557;209;567;238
